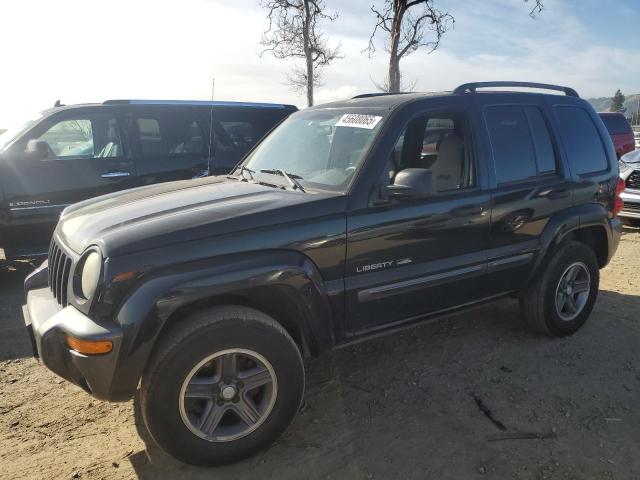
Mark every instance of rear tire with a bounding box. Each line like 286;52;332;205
520;241;599;337
137;306;304;466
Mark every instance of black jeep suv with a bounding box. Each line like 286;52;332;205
23;82;623;466
0;99;295;259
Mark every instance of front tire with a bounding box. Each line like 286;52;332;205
138;306;304;466
520;241;600;337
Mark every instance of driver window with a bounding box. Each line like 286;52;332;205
38;114;123;160
384;112;474;193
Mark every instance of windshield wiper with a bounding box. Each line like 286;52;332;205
260;169;306;193
234;165;255;181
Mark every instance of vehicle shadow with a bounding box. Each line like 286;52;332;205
128;289;640;479
0;260;37;361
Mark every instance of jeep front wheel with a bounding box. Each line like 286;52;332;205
138;306;304;466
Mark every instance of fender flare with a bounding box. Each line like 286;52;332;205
529;203;615;284
107;250;336;401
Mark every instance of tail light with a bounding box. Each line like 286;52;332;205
614;177;625;216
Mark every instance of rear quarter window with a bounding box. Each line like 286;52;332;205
555;106;608;175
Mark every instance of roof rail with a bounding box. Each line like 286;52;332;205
352;92;412;99
453;81;579;98
102;99;297;109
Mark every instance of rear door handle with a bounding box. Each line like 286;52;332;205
101;171;131;179
540;188;569;200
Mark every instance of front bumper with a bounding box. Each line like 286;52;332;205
620;189;640;219
23;286;123;400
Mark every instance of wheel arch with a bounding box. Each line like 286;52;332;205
107;250;336;401
534;205;615;283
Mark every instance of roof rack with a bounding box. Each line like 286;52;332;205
453;81;579;98
102;99;296;109
352;92;412;99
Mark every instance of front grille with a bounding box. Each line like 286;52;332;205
626;170;640;190
623;202;640;213
48;240;72;306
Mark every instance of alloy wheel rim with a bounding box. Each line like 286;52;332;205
179;348;278;442
554;262;591;321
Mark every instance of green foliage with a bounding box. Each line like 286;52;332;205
610;89;626;112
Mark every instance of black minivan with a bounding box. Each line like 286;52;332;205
0;100;296;259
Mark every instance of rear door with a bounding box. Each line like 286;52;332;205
0;107;136;253
478;98;573;295
127;106;210;185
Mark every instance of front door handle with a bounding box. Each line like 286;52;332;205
101;171;131;179
451;205;485;217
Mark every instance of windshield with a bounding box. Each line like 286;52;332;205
243;109;386;192
0;112;43;151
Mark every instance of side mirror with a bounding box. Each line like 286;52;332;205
25;139;50;160
385;168;435;200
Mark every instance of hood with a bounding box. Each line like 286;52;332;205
57;177;341;256
621;149;640;164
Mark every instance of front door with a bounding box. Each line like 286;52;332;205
0;108;136;254
345;108;491;335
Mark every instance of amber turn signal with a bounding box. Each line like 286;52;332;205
66;335;113;355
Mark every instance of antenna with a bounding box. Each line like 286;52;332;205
207;76;215;176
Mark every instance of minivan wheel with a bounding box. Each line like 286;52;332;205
138;306;304;466
520;241;599;337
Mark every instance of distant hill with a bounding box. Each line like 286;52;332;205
0;129;5;135
588;94;640;116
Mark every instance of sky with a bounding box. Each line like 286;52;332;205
0;0;639;127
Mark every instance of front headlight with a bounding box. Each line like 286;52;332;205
79;250;102;300
619;160;632;175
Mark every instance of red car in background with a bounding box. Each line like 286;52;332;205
598;112;635;158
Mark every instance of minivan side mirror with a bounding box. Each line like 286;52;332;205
385;168;435;200
25;139;50;161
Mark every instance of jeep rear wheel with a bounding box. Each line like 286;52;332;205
138;306;304;466
520;241;599;337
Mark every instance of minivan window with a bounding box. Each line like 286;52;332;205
600;114;632;135
37;114;123;159
134;111;206;158
485;106;537;183
555;106;608;174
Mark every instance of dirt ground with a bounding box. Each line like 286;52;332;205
1;229;639;480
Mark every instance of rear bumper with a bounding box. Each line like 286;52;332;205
23;285;123;401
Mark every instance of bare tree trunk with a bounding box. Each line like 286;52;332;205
302;0;314;106
387;1;405;93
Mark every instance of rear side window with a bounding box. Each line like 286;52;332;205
134;109;206;158
485;105;559;184
555;106;608;174
485;106;537;183
599;114;632;135
524;106;556;174
210;108;291;172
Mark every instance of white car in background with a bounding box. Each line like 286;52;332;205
619;149;640;225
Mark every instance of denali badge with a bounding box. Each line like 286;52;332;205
9;199;51;208
356;258;413;273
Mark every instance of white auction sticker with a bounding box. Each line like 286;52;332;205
335;114;383;129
